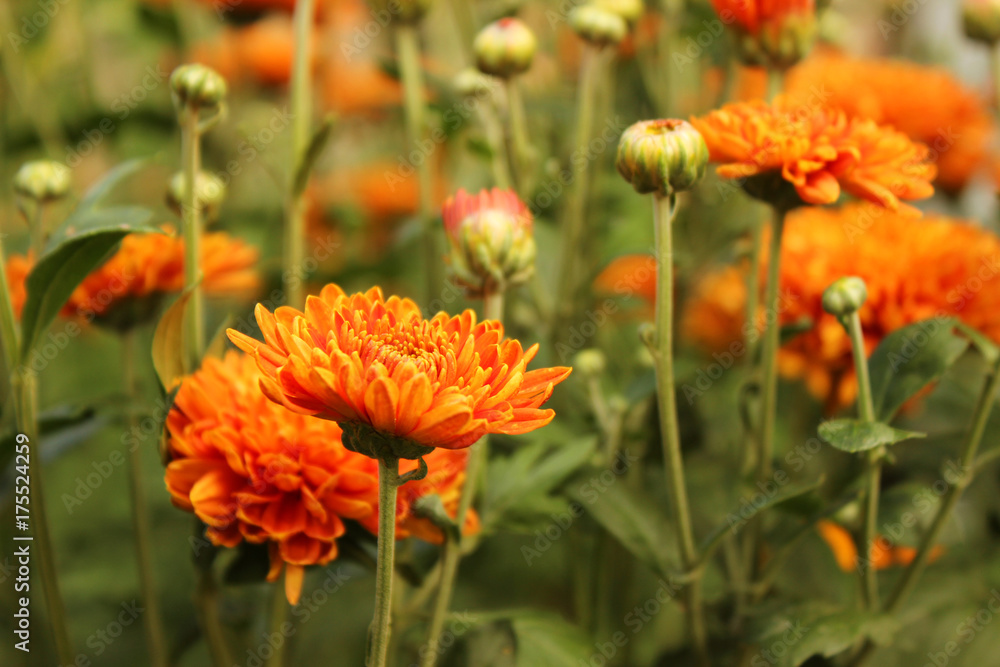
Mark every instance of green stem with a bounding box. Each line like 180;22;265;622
757;207;787;484
283;0;314;310
766;67;783;103
123;331;169;667
846;311;880;610
851;359;1000;667
180;107;205;364
652;194;710;667
194;559;233;667
368;457;400;667
419;290;503;667
504;78;533;197
744;218;764;365
265;582;289;667
0;224;74;666
446;0;477;62
554;44;601;333
396;25;440;305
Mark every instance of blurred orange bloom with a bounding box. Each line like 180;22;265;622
785;50;994;193
683;204;1000;406
361;448;480;543
190;16;310;87
691;100;936;213
817;520;944;573
5;227;259;324
593;254;658;305
165;352;379;604
228;284;571;451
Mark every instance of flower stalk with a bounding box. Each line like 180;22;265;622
180;108;205;363
122;330;169;667
369;456;401;667
651;193;710;667
396;24;441;303
504;79;533;196
283;0;315;310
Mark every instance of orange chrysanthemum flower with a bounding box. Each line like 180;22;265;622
691;100;936;213
682;203;1000;407
164;352;379;605
227;284;571;453
816;520;944;573
361;448;480;543
785;50;994;193
712;0;813;36
5;227;259;324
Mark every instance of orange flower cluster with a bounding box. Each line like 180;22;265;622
785;50;993;193
682;203;1000;406
229;284;571;452
817;520;944;573
165;352;481;604
5;227;258;324
691;100;936;213
711;0;814;36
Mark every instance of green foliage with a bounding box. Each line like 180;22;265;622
818;419;925;453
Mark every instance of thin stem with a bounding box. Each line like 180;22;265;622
851;359;1000;667
194;560;233;667
283;0;314;310
846;311;880;609
744;218;764;364
180;107;205;364
123;331;169;667
652;194;710;667
396;25;440;305
992;42;1000;112
504;78;533;197
265;582;289;667
0;225;74;665
766;67;783;103
554;44;601;333
420;291;503;667
368;457;400;667
757;208;787;486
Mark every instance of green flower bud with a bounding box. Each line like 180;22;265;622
13;160;71;202
570;5;628;48
441;188;535;295
962;0;1000;45
593;0;644;25
366;0;433;24
822;277;868;318
474;18;537;78
452;67;494;98
616;119;709;197
574;349;607;376
170;63;227;110
166;170;227;224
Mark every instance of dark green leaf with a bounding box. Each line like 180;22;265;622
818;419;925;454
293;115;335;197
752;607;897;667
867;319;968;421
509;613;593;667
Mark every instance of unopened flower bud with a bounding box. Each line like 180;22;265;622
166;171;227;224
441;188;535;295
570;5;628;47
474;18;537;78
822;277;868;317
170;63;227;110
616;119;708;197
718;0;817;69
574;349;607;376
366;0;433;23
594;0;644;24
963;0;1000;44
13;160;71;203
453;67;494;98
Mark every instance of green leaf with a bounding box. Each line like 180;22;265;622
19;160;158;362
151;289;193;390
752;606;897;667
698;476;825;564
292;115;335;198
954;321;1000;364
509;613;593;667
867;319;969;421
1;405;102;473
566;467;673;578
818;419;924;453
481;436;597;532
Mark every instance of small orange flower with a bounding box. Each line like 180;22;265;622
785;50;994;193
164;352;379;604
682;203;1000;407
691;100;936;213
5;227;259;324
817;520;945;573
227;284;571;453
361;448;480;543
593;254;659;306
